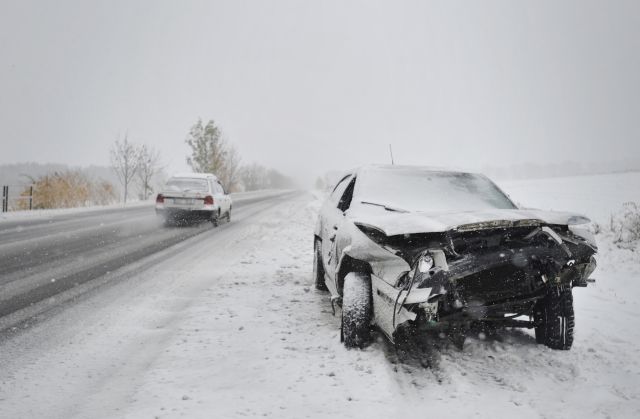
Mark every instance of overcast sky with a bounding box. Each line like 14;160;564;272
1;0;638;184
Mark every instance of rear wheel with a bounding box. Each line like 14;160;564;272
534;288;574;350
211;210;220;227
341;272;372;348
313;239;328;291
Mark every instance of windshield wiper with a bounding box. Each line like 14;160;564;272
361;201;409;213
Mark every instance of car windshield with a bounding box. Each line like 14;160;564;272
165;178;209;192
357;168;517;213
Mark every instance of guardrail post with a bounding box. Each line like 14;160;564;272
2;185;7;212
29;186;33;210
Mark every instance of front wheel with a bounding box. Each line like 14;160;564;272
534;288;575;350
341;272;372;348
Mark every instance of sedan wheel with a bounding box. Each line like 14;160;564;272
534;287;574;350
341;272;372;348
313;239;328;291
211;210;220;227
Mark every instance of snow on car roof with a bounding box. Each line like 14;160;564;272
170;172;219;180
356;164;479;176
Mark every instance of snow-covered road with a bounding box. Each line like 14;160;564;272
1;174;639;418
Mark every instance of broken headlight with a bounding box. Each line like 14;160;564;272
355;223;387;246
417;254;434;273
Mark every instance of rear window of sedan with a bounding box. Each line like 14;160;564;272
357;169;516;213
165;178;209;192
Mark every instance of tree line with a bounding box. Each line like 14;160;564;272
110;136;162;203
109;118;294;203
14;117;293;210
183;118;295;192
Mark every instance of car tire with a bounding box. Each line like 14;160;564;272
313;239;328;291
211;210;220;227
226;209;232;222
534;287;574;350
341;272;372;348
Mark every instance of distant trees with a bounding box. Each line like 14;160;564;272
185;118;296;192
137;145;162;200
240;163;269;191
238;163;296;191
110;135;164;202
185;119;242;191
110;135;140;203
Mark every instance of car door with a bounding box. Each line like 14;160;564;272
208;179;220;211
320;174;353;293
212;181;227;214
218;181;231;214
327;177;357;290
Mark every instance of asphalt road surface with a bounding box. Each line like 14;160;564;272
0;191;297;327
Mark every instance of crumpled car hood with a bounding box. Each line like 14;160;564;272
350;205;589;236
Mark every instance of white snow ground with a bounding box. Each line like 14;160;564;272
1;174;639;419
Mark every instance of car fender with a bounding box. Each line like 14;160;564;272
334;221;409;292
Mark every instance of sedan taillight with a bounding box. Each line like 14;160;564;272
203;195;214;205
156;194;164;204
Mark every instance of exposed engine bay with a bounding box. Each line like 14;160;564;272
357;220;597;346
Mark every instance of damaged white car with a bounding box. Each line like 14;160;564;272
314;165;597;350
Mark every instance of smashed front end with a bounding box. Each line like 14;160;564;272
349;219;597;342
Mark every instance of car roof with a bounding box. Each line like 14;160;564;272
353;164;480;177
169;172;219;181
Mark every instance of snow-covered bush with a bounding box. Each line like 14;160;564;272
609;202;640;246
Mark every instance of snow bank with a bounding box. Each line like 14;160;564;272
0;190;291;222
608;202;640;246
0;199;152;221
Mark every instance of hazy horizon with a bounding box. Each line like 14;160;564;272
1;1;639;185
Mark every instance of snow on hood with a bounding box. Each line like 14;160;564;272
350;204;590;236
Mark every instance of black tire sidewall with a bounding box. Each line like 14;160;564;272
341;272;372;348
537;288;574;350
313;239;328;291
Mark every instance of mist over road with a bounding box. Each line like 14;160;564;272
0;190;297;326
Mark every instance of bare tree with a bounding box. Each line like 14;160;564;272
240;163;268;191
137;144;162;199
110;135;140;203
219;145;242;192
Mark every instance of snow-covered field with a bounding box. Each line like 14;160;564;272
1;173;639;418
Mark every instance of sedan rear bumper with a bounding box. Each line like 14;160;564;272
156;207;216;220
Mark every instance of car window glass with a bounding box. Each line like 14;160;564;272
358;169;516;212
337;177;356;212
329;175;352;203
165;178;209;192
